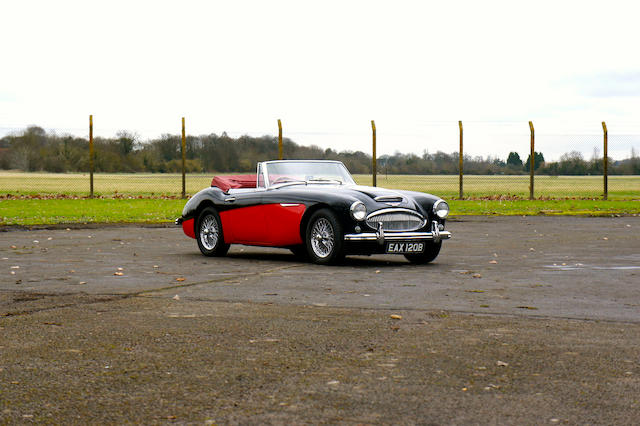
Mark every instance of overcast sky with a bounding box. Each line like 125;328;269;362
1;0;639;160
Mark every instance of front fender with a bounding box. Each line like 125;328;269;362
181;187;226;219
395;190;442;221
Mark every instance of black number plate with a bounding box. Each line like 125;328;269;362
385;241;425;254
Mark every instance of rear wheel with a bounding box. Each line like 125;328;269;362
196;207;230;257
404;241;441;264
306;209;344;265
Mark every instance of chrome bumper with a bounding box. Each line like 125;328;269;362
175;217;183;225
344;221;451;244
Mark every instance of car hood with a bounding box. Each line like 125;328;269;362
281;183;440;216
346;185;412;204
344;185;430;210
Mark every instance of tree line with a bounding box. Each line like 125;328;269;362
1;126;639;175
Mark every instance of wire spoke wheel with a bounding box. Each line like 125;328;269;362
196;207;229;257
310;217;335;258
199;215;219;250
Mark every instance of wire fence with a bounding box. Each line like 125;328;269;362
1;119;639;200
369;121;639;200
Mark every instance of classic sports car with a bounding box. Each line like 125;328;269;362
176;160;451;264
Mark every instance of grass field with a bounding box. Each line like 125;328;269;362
1;171;638;200
1;199;639;226
1;172;638;225
361;174;640;200
0;199;184;226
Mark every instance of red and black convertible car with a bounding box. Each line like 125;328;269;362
176;160;451;264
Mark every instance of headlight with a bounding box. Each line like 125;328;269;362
350;201;367;221
433;200;449;219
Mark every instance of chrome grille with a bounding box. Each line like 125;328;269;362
366;209;426;232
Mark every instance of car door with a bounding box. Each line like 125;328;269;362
260;189;306;246
218;191;267;244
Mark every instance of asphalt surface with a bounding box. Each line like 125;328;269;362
2;216;639;322
1;216;640;424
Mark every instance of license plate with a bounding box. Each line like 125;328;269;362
385;241;425;254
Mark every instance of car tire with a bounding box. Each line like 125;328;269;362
404;241;442;264
306;209;344;265
196;207;230;257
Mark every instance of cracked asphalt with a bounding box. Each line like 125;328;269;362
1;216;639;424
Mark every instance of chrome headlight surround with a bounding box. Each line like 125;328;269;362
350;201;367;221
433;199;449;219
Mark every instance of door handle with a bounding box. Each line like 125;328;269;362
225;197;236;202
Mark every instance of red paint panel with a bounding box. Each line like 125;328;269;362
263;203;306;246
220;205;267;244
219;204;306;246
182;218;195;239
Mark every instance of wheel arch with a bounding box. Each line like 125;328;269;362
298;203;330;243
191;200;217;235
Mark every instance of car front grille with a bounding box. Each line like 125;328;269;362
366;209;426;232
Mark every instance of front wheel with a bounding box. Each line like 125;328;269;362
404;241;442;264
305;209;344;265
196;207;230;257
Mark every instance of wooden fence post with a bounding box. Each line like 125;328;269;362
602;121;608;200
459;121;463;199
529;121;535;200
278;119;283;160
181;117;186;199
89;115;94;198
371;120;377;187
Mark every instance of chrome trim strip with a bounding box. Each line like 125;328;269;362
344;231;451;241
280;203;300;207
256;162;263;189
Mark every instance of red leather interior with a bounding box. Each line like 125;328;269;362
211;175;257;192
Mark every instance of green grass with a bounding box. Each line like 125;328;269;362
0;172;212;196
354;174;640;200
1;172;638;200
449;199;640;216
0;199;185;226
1;198;638;226
0;171;638;225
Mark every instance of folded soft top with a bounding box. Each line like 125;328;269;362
211;175;257;192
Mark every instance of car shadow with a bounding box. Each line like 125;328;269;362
181;249;440;268
224;251;428;267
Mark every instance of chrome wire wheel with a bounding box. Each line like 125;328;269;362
310;217;335;258
199;214;219;251
196;207;229;257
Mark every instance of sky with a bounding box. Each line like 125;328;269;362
1;0;640;161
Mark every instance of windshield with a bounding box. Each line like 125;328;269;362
265;161;355;187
